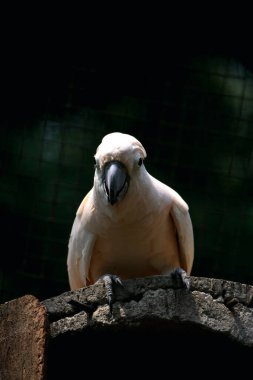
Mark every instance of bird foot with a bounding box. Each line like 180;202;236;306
98;274;124;313
171;268;190;290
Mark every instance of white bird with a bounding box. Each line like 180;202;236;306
67;132;194;306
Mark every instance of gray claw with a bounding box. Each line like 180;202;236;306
101;274;124;313
172;268;190;290
113;275;124;287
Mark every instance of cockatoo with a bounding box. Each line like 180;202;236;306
67;132;194;309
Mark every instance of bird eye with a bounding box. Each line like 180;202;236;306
138;158;143;167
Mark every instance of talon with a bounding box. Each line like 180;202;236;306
114;276;124;287
172;268;190;290
99;274;124;313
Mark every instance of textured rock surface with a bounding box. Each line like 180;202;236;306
42;275;253;347
1;276;252;379
0;295;48;380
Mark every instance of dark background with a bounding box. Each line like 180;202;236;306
1;42;253;303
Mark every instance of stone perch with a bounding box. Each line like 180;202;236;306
42;275;253;345
1;275;253;378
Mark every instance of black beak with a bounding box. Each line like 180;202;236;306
103;161;129;205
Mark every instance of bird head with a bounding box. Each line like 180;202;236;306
94;132;147;206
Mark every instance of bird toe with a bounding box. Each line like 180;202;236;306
98;274;124;313
172;268;190;290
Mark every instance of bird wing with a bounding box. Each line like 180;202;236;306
67;190;97;289
150;175;194;275
170;197;194;275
